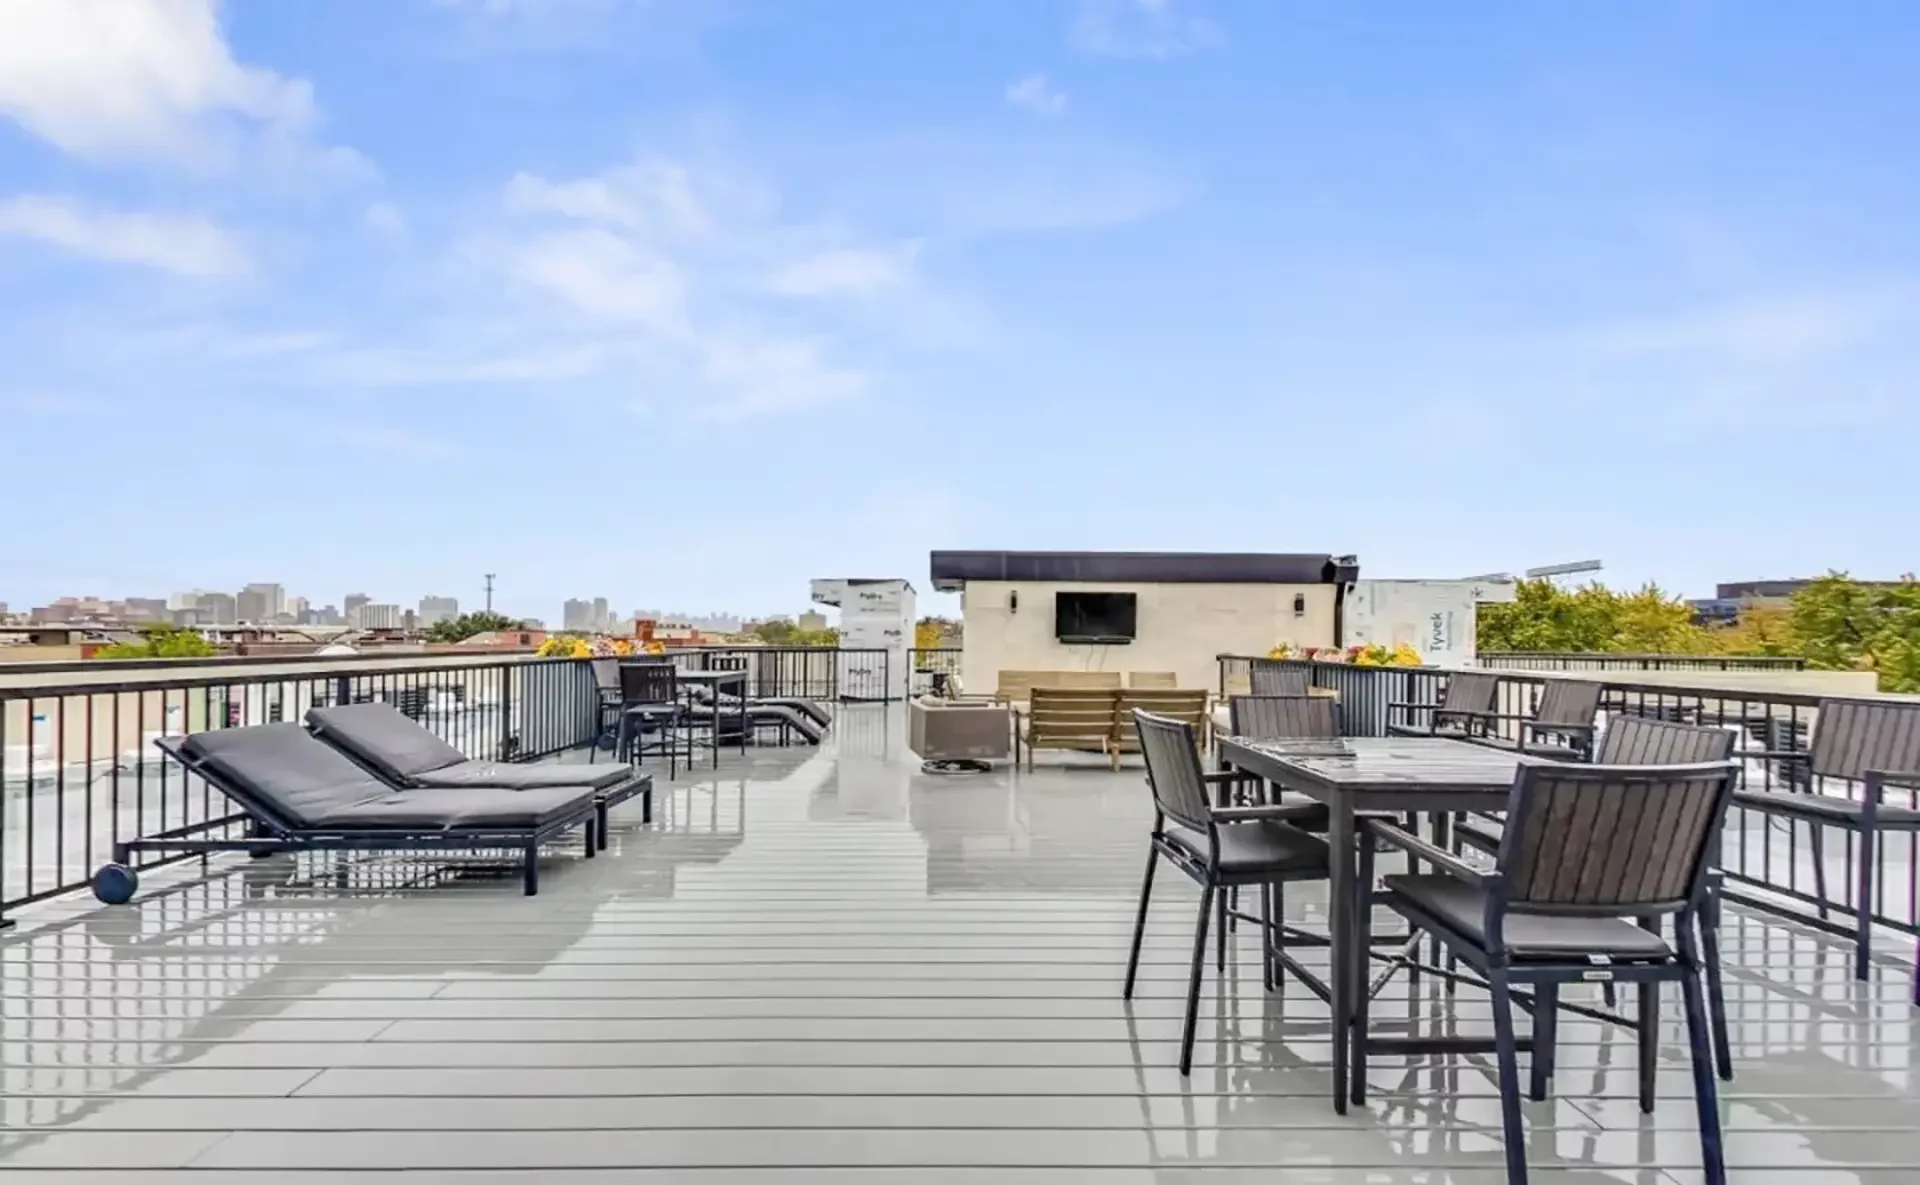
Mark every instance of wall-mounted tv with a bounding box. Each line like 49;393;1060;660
1055;591;1138;644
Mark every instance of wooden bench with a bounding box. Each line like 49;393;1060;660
1111;689;1210;768
1016;687;1211;771
995;669;1123;703
1017;688;1121;770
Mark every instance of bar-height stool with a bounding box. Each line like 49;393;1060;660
1122;709;1332;1075
1358;758;1741;1185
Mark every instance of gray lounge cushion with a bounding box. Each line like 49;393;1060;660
1383;874;1672;961
412;762;632;792
180;724;392;829
313;784;596;830
306;703;469;781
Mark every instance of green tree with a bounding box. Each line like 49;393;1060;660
747;618;837;646
1787;573;1920;693
424;611;525;643
93;624;221;660
1477;579;1714;654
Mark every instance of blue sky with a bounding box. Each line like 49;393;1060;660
2;0;1915;622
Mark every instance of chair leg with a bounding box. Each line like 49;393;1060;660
1678;929;1729;1185
1258;884;1275;992
1216;887;1228;974
1809;820;1831;921
1854;824;1876;982
1488;969;1529;1185
1181;881;1215;1077
1636;978;1658;1114
1123;851;1158;1000
521;843;539;896
1700;893;1734;1080
1529;983;1558;1101
1272;882;1287;993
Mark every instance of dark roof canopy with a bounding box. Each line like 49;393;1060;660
929;550;1359;591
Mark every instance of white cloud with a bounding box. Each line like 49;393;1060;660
1071;0;1222;58
0;194;250;277
507;227;689;327
363;201;409;240
0;0;351;173
766;243;919;298
504;161;711;239
480;157;900;415
1005;74;1067;117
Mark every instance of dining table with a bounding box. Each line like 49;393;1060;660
1214;734;1536;1113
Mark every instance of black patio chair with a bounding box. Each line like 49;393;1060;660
589;658;623;749
1386;670;1499;739
612;660;686;776
1725;698;1920;993
1122;709;1332;1075
1513;679;1603;759
1247;659;1310;698
1358;757;1740;1185
1455;715;1740;1078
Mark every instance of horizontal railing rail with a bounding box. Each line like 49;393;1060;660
0;647;541;678
1476;651;1808;672
1215;653;1908;948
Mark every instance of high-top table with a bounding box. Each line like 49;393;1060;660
1214;735;1529;1112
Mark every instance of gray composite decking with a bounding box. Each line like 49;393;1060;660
1;705;1917;1182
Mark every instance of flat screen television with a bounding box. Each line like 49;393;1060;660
1055;591;1138;644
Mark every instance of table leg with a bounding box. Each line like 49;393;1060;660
737;678;748;760
1328;796;1355;1115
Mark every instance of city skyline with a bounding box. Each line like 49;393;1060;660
2;4;1914;608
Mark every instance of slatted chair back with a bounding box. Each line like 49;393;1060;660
1438;671;1500;715
1249;660;1310;698
1533;679;1604;729
1807;699;1920;783
618;661;679;707
1228;694;1338;740
1495;761;1738;914
1134;710;1212;831
1024;687;1118;751
995;669;1123;702
1113;689;1209;750
1599;716;1736;765
590;659;620;695
1127;670;1179;689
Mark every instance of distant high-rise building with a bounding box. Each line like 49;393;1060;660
353;602;402;630
314;604;343;626
123;597;168;622
418;595;459;626
344;593;370;621
169;589;236;623
285;595;311;623
239;583;284;623
562;598;591;631
236;589;268;623
592;597;610;632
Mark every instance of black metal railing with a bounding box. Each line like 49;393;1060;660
1477;651;1808;672
1216;653;1907;948
670;647;893;702
0;654;602;924
908;647;963;696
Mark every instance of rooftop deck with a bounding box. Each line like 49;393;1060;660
2;705;1917;1182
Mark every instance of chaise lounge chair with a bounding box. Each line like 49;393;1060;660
90;724;600;904
305;703;652;847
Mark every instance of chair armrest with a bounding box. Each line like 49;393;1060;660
1868;768;1920;790
1365;819;1491;887
1748;749;1811;762
1523;720;1596;736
